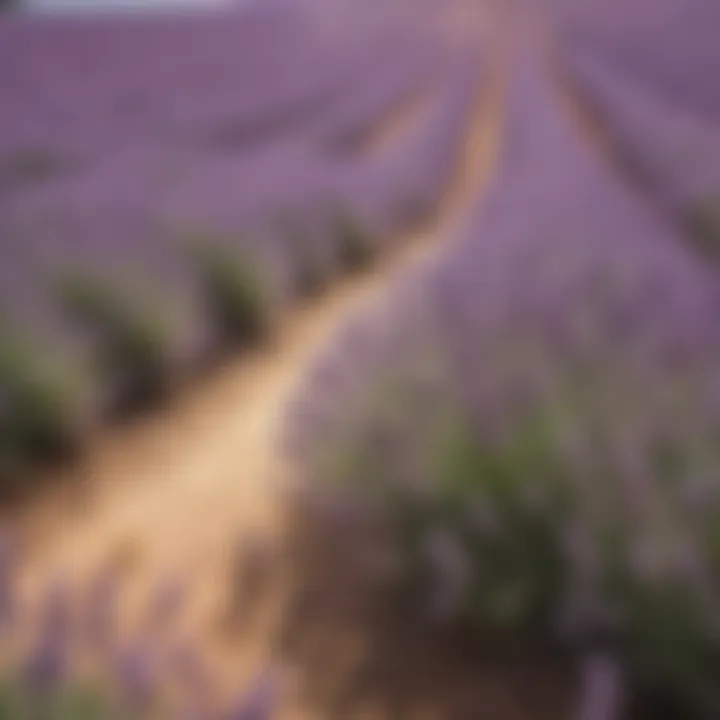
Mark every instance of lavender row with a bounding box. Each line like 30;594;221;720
283;48;720;719
554;0;720;122
559;42;720;259
303;35;445;155
0;1;452;175
1;35;481;342
0;18;483;483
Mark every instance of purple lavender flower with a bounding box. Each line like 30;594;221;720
114;642;159;712
224;667;281;720
35;573;74;645
140;573;188;637
23;629;69;696
577;652;624;720
83;560;123;653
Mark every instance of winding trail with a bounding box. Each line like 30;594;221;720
9;7;506;711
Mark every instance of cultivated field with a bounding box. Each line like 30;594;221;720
0;0;719;718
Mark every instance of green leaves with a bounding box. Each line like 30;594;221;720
687;196;720;259
189;242;271;349
53;270;175;415
624;581;720;717
333;209;375;273
0;322;84;487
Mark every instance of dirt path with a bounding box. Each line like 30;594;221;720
9;9;504;710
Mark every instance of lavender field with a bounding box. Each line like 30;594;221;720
0;0;719;718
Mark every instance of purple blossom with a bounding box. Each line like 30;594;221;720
35;573;74;644
114;642;159;711
22;632;69;695
224;668;281;720
83;560;123;652
141;573;188;637
284;33;720;716
577;653;624;720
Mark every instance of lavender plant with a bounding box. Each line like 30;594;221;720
304;38;443;155
52;271;177;416
184;239;274;352
0;5;479;435
331;206;377;274
284;55;720;719
560;42;720;259
0;149;78;194
556;0;720;121
276;212;331;303
0;321;84;489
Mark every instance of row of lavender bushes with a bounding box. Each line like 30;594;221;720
555;0;720;123
556;0;720;259
283;42;720;720
0;4;482;489
0;210;379;485
0;0;436;169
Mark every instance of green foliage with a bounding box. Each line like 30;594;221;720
0;678;116;720
49;686;116;720
188;242;271;349
0;322;83;488
433;412;567;632
308;356;720;717
623;581;720;717
53;271;174;415
687;197;720;259
279;215;327;301
0;149;75;190
332;209;375;273
0;680;24;720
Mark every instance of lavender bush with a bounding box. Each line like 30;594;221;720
0;2;480;472
53;271;178;416
331;206;377;274
555;0;720;121
304;36;445;155
560;42;720;258
4;0;720;715
185;239;275;352
284;54;720;719
0;321;84;489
